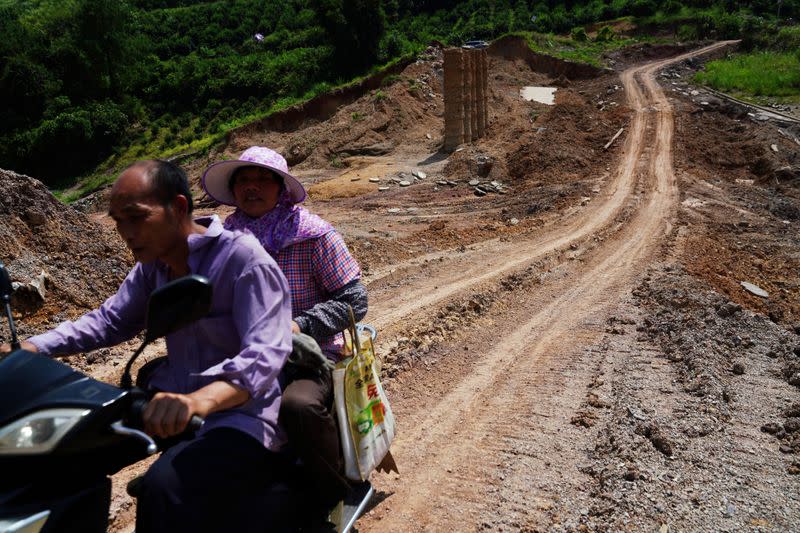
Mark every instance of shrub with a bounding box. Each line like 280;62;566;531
712;12;741;39
661;0;682;15
677;24;697;41
694;14;715;40
3;101;127;185
381;74;403;87
571;27;588;42
776;26;800;52
630;0;656;17
380;30;410;61
595;26;616;42
406;79;425;97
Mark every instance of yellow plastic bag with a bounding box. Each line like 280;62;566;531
333;317;395;481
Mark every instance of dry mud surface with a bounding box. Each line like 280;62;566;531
2;40;800;532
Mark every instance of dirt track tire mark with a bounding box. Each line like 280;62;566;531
367;59;649;333
360;41;736;531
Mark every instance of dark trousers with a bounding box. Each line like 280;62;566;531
136;428;289;533
280;369;350;509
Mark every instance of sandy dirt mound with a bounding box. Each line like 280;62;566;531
672;95;800;326
0;169;130;336
566;266;800;531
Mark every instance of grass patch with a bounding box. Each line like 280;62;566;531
507;26;652;68
381;74;404;87
695;52;800;98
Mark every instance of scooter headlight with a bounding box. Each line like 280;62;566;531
0;409;89;455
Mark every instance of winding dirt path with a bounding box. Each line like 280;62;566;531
358;41;736;531
365;42;733;337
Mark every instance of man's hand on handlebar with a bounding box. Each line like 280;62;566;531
0;340;38;354
142;392;209;439
142;381;249;439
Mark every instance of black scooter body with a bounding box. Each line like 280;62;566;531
0;350;150;533
0;272;373;533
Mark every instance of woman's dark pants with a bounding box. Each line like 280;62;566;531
280;369;350;510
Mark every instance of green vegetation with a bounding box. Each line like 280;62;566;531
1;0;798;196
515;25;642;67
693;21;800;102
1;0;388;189
380;74;404;87
696;52;800;98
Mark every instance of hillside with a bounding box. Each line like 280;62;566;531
1;0;799;194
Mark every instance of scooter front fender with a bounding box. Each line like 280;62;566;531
0;476;110;533
0;510;49;533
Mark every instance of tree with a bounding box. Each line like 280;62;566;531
312;0;386;73
75;0;135;97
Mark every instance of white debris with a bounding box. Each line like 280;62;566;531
740;281;768;298
11;270;48;302
520;86;557;105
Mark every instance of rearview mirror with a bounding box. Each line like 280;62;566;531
120;275;212;388
0;262;12;300
144;275;213;343
0;262;20;351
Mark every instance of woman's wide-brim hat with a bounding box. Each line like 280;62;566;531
202;146;307;205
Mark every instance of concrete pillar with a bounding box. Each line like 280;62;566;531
476;50;487;137
469;50;478;141
475;50;486;137
462;49;473;145
482;50;489;132
443;48;464;152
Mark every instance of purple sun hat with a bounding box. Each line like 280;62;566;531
202;146;307;206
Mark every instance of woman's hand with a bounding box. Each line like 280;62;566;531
291;320;301;334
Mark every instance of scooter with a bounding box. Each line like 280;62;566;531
0;262;374;533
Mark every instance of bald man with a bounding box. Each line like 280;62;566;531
1;160;293;532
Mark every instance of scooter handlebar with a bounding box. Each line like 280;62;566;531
129;396;205;434
188;414;205;432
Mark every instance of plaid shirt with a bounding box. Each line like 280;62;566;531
275;230;361;357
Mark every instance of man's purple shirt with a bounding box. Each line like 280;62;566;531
29;216;292;451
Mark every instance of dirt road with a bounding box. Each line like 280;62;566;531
358;41;738;531
8;37;797;532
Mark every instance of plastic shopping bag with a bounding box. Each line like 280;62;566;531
334;315;395;481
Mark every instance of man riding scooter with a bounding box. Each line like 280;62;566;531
1;159;294;533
